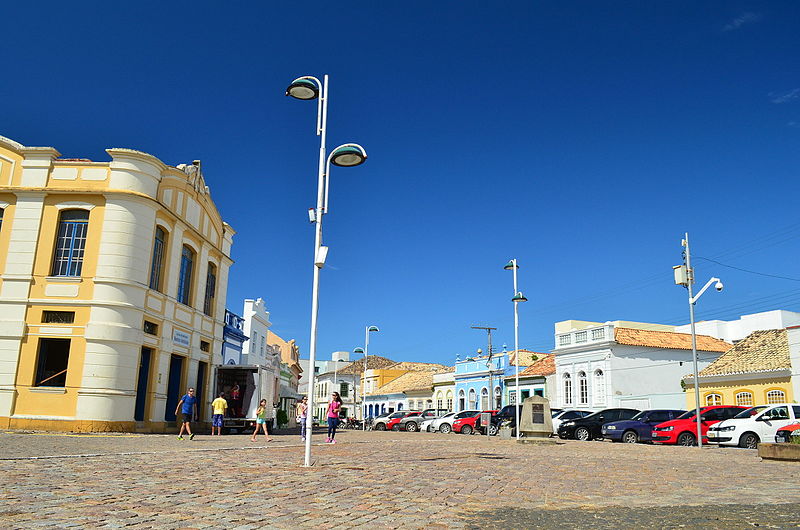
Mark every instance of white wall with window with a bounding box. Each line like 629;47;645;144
241;298;272;366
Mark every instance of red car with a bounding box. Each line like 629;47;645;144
776;422;800;443
651;406;746;446
387;411;421;431
452;410;497;435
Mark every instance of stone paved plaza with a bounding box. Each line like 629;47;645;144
1;428;799;528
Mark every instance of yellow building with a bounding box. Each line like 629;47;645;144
683;329;794;408
0;135;234;432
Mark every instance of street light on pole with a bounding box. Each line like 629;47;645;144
504;259;528;440
674;232;723;449
356;325;379;429
286;74;368;467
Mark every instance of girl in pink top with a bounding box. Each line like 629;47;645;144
326;392;342;444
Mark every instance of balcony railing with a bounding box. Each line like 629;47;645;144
555;324;613;349
224;310;245;331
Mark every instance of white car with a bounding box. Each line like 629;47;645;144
422;412;456;432
707;403;800;448
438;410;480;434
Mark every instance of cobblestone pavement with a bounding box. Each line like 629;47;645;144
1;428;799;528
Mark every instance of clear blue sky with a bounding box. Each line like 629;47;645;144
3;2;799;364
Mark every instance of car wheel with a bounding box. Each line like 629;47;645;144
575;427;591;441
439;423;452;434
488;424;499;436
461;424;473;435
374;423;386;431
677;432;696;446
406;422;418;432
739;432;760;449
558;432;568;440
391;424;400;431
622;430;639;444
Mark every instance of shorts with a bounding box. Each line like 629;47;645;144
182;413;193;423
212;414;224;427
257;418;267;425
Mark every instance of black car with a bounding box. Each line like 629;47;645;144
557;408;640;441
479;404;523;435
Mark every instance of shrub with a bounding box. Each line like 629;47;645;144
276;409;288;428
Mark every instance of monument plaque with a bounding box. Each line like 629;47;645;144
518;395;556;444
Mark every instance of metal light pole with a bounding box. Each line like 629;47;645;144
674;233;723;449
356;325;379;430
505;259;528;440
286;75;368;466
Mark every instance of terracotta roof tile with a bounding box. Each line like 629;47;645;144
518;354;556;377
368;371;437;395
336;356;396;375
696;329;790;377
387;361;449;371
614;327;731;352
509;349;548;367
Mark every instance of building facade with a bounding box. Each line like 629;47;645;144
504;353;555;405
222;310;248;365
553;321;731;412
241;298;271;366
0;135;234;432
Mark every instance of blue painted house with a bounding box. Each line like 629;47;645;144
222;310;248;365
454;353;511;411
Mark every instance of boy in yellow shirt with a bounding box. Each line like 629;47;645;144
211;392;228;436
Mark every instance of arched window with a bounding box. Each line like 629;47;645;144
563;373;573;405
705;393;722;406
766;389;786;404
0;207;4;230
177;245;195;305
735;391;753;407
578;371;588;405
436;391;443;410
446;390;453;411
468;388;476;409
203;262;217;316
494;386;502;408
594;369;605;404
457;389;465;411
149;226;167;291
480;387;489;409
52;210;89;277
397;402;403;411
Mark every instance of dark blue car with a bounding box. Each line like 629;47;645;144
601;409;685;443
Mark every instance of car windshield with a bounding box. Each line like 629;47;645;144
676;409;697;420
455;411;478;419
734;406;769;419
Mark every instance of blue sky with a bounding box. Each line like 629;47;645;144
3;2;799;365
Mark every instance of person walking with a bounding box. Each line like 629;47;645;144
176;387;198;440
210;392;228;436
325;392;342;444
296;396;309;442
251;399;272;442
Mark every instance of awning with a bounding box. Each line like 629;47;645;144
279;385;303;400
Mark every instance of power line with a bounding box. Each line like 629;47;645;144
695;256;800;282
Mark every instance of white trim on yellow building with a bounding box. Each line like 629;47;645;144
0;135;234;432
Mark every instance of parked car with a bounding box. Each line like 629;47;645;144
372;411;405;431
389;411;422;431
480;404;522;436
551;409;593;433
707;404;800;448
557;408;640;441
423;412;458;432
775;422;800;443
399;408;450;432
651;406;746;446
439;410;481;434
453;410;497;435
601;409;685;443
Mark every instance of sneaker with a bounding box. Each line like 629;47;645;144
330;439;336;444
189;433;195;440
325;437;331;443
177;436;184;440
301;437;306;442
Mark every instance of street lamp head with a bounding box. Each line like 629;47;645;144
503;260;518;270
512;292;528;303
285;77;320;100
353;347;365;354
367;326;380;333
329;144;368;167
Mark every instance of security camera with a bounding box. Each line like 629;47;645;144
308;208;316;223
715;281;724;292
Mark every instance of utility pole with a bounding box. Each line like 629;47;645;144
471;325;497;412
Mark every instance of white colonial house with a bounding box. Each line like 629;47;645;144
241;298;271;366
553;320;732;411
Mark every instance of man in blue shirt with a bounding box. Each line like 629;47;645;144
175;387;198;440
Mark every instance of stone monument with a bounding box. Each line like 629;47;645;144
517;395;556;444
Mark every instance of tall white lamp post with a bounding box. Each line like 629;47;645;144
354;325;379;429
504;259;527;440
674;232;723;449
286;75;368;466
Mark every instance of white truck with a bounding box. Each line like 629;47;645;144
214;365;278;433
